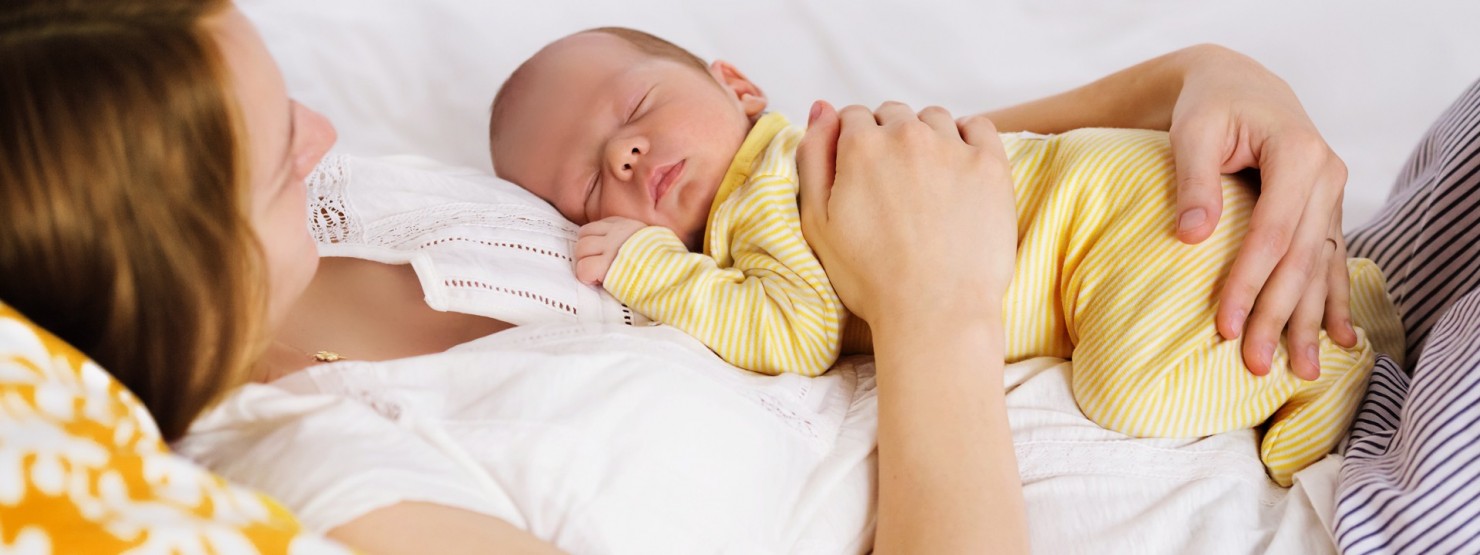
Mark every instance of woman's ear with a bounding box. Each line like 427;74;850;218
710;60;768;118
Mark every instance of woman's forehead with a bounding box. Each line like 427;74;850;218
209;9;292;172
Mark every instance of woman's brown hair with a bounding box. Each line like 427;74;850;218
0;0;267;441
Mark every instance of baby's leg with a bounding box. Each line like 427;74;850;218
1068;175;1402;486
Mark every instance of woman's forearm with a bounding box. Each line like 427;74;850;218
870;306;1027;555
982;44;1255;133
328;501;563;554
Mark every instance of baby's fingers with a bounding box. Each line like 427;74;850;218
577;222;609;240
575;252;612;286
575;235;607;260
578;216;634;238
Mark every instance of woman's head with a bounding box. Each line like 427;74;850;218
0;0;335;440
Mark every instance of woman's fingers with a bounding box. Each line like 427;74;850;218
957;115;1007;159
1285;238;1338;380
1216;136;1327;336
1325;241;1357;347
1325;203;1358;350
798;100;842;237
803;101;1016;323
1232;148;1341;374
838;104;877;130
1168;113;1230;245
918;106;959;138
873;101;917;126
1158;48;1355;376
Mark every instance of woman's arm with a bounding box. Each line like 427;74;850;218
981;44;1202;134
328;502;563;555
798;101;1027;554
871;310;1018;553
984;44;1355;380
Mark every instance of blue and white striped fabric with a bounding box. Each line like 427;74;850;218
1337;300;1480;553
1336;77;1480;554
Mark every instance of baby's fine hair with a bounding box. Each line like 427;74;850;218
488;27;709;150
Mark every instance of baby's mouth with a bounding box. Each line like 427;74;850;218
650;159;686;208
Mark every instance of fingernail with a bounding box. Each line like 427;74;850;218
1260;342;1275;367
1179;208;1207;232
1230;309;1246;336
809;101;823;124
1306;346;1320;378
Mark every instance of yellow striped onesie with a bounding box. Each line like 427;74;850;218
604;113;1405;486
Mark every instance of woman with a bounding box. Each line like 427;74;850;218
0;0;1355;552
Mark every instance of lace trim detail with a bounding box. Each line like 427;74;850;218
418;237;573;262
443;279;577;315
369;203;575;249
305;154;361;244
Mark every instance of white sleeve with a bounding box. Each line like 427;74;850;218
174;382;515;533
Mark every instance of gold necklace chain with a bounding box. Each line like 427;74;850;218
312;350;345;363
275;340;345;363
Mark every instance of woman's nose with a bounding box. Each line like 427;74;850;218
605;135;649;181
291;101;338;181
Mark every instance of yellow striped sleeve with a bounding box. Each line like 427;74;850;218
603;127;844;376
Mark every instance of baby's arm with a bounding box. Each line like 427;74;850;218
587;194;845;377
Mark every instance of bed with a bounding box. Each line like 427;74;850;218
209;1;1480;553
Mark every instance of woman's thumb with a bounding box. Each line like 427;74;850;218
1170;122;1228;244
798;100;841;219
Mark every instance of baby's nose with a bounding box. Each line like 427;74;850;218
606;136;649;179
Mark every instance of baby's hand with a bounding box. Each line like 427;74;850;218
575;216;647;286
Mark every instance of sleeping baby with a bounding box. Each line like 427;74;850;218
487;27;1404;486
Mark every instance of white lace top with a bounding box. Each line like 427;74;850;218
304;154;647;327
171;156;879;552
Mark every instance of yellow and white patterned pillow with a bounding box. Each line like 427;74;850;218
0;303;349;554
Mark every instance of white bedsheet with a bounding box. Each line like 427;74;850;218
182;323;879;554
220;2;1426;550
180;323;1336;554
1006;357;1339;554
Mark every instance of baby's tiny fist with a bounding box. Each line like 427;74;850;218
575;255;609;286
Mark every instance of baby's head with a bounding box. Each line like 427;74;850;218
489;28;767;249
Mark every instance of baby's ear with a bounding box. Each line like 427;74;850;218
710;60;767;118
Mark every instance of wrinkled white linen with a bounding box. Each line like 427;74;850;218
1005;357;1340;554
180;324;879;554
179;324;1337;554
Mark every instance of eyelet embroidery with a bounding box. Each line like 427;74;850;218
419;237;572;262
305;155;642;327
305;154;360;244
443;279;578;316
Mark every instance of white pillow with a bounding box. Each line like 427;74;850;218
305;154;643;327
